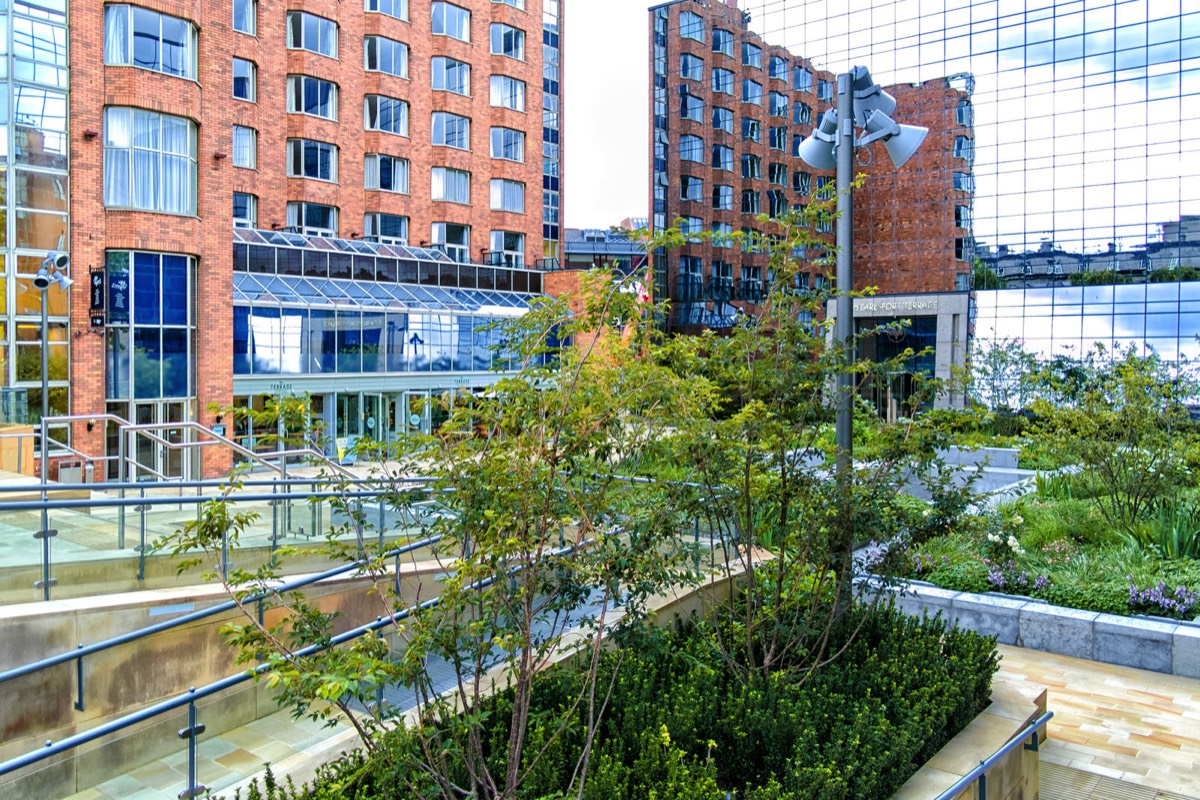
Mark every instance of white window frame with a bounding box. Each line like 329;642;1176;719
432;222;471;262
286;11;338;58
490;179;525;213
287;75;338;120
364;35;409;79
364;154;411;194
490;127;525;162
490;230;525;268
233;58;256;101
432;2;471;42
679;11;703;42
431;167;471;204
286;138;339;182
287;201;338;237
232;125;256;169
364;212;409;245
364;95;409;136
432;56;471;95
233;0;256;35
103;107;198;214
364;0;408;21
104;5;198;80
233;192;257;228
680;134;703;163
490;23;525;60
432;112;471;150
489;75;526;111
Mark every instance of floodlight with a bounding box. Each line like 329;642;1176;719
55;273;74;291
33;269;51;290
797;108;839;171
850;66;897;127
863;109;929;169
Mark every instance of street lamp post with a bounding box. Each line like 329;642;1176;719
797;66;928;585
34;252;72;601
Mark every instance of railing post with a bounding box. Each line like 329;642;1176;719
117;425;127;549
177;694;207;800
37;418;55;601
74;644;85;712
137;486;148;581
978;770;986;800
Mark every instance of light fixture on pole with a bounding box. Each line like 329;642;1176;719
35;251;70;601
796;65;928;594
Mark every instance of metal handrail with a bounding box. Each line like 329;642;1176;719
933;710;1054;800
0;488;428;513
0;533;444;688
0;541;581;789
0;477;435;493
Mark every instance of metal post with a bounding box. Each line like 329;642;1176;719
835;71;856;592
177;695;207;799
74;644;85;712
39;289;52;601
118;424;126;549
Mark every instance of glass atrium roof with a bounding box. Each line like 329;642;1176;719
233;272;535;317
232;227;461;264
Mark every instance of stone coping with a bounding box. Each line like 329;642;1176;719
892;681;1047;800
878;579;1200;678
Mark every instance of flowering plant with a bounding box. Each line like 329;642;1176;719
1127;577;1197;619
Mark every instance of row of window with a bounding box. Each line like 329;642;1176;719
108;4;529;83
677;132;976;167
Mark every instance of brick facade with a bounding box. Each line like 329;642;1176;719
650;0;974;330
67;0;557;475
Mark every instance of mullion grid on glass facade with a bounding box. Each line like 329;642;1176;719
4;2;72;429
738;0;1198;310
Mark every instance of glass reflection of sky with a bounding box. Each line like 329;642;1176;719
741;0;1199;253
973;280;1200;362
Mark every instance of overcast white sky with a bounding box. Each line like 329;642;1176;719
563;0;651;230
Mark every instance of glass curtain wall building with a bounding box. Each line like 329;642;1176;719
0;1;70;430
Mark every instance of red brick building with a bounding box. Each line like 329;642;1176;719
50;0;562;476
649;0;974;330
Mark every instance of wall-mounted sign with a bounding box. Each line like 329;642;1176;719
108;273;129;323
89;270;105;311
90;314;105;328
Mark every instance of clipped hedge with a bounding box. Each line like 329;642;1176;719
237;607;997;800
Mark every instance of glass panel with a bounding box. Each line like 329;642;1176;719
133;327;161;399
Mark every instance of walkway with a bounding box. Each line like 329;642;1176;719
997;644;1200;799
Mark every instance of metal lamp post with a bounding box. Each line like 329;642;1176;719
34;252;72;601
797;66;928;577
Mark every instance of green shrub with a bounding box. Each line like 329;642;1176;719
237;609;998;800
1121;499;1200;560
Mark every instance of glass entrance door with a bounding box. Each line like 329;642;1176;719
131;401;189;480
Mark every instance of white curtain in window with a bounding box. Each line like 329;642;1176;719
103;147;130;206
104;5;129;63
286;202;300;228
364;155;380;189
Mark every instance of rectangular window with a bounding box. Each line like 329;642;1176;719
103;107;197;214
432;2;471;41
364;95;409;136
364;212;409;244
955;205;973;228
681;53;703;80
680;175;703;202
769;55;787;80
364;154;410;193
287;202;338;236
680;217;703;243
769;125;787;150
741;190;761;214
793;171;811;194
493;0;525;8
365;0;407;20
432;56;470;94
679;11;703;42
817;79;832;101
712;184;733;210
104;5;198;80
490;127;525;162
768;163;787;186
233;192;256;228
490;23;525;59
742;80;762;105
233;0;256;35
490;75;526;111
711;222;733;248
286;11;337;58
769;92;788;117
741;154;761;179
793;102;812;125
287;75;338;119
364;36;408;78
232;125;256;168
233;58;255;101
680;134;703;163
432;167;470;204
712;28;732;57
955;238;974;261
680;90;702;122
742;42;761;68
490;179;525;213
490;231;525;268
432;111;471;150
768;190;787;218
953;171;975;192
432;222;470;262
712;144;733;171
712;68;733;95
954;135;975;162
712;106;733;133
742;117;761;143
793;66;813;92
287;139;338;181
957;99;973;127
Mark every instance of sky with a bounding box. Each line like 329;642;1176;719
563;0;1200;250
563;0;651;229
